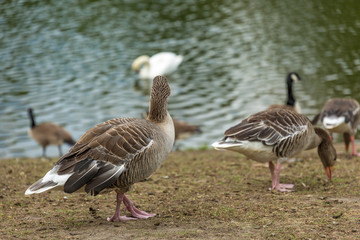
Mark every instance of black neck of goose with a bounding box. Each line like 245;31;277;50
28;110;36;128
286;80;295;106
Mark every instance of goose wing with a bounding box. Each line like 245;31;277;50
225;109;309;148
321;98;360;123
320;98;360;131
55;117;154;195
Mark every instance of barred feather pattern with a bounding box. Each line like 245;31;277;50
54;117;167;195
224;108;311;158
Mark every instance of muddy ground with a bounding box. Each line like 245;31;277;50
1;144;360;239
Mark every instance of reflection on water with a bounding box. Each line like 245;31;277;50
1;0;360;158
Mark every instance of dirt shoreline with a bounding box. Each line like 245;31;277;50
1;145;359;239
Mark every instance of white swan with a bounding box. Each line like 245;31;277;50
132;52;183;81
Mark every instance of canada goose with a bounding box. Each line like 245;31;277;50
132;52;183;81
311;98;360;156
142;111;201;140
25;76;175;222
212;108;336;192
268;72;302;113
27;108;76;157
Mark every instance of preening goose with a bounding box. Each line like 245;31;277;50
311;98;360;156
132;52;183;81
27;108;76;157
268;72;302;113
212;108;336;192
25;76;175;222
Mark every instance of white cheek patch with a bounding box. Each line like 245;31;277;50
291;73;299;82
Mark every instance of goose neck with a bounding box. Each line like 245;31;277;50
28;109;36;128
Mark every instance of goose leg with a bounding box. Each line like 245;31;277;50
273;162;294;192
268;161;276;189
107;191;137;221
58;145;63;156
350;135;360;157
123;195;156;219
42;146;47;158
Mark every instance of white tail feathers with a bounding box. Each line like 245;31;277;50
323;116;345;129
212;140;243;150
25;165;72;195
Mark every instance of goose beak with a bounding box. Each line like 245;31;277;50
325;166;334;180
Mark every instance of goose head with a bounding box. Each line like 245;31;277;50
314;127;337;180
148;76;171;122
132;55;150;73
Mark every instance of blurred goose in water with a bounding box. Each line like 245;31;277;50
27;108;76;158
25;76;175;222
142;111;201;141
212;108;336;192
268;72;302;113
311;98;360;156
132;52;183;81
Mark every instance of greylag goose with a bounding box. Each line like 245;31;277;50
27;108;76;157
212;108;336;192
311;98;360;156
142;111;201;140
268;72;302;113
25;76;175;222
132;52;183;81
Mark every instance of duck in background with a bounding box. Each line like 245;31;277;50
26;76;175;222
212;108;336;192
27;108;76;158
311;98;360;157
142;111;201;141
268;72;302;113
132;52;183;81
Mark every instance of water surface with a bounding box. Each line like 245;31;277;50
1;0;360;158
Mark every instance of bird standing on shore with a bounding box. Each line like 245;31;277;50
25;76;175;221
311;98;360;156
27;108;76;158
212;108;336;192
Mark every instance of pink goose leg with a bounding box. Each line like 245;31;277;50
351;136;360;157
123;195;156;219
107;191;137;221
271;162;294;192
269;162;276;189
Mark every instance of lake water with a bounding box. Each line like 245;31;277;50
1;0;360;158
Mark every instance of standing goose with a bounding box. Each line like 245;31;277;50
311;98;360;156
132;52;183;81
25;76;175;222
268;72;302;113
212;108;336;192
27;108;76;157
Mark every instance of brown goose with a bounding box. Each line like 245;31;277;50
142;111;201;140
212;108;336;192
311;98;360;156
268;72;302;113
25;76;175;221
27;108;76;157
